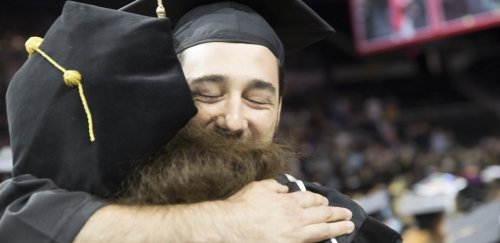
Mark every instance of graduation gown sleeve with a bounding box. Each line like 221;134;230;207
305;181;402;243
277;174;403;243
0;174;106;242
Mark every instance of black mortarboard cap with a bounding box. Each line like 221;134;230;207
7;1;196;196
396;192;451;216
120;0;335;63
357;189;391;216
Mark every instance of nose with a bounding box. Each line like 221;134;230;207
215;97;248;134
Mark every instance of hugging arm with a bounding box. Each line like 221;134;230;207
75;179;354;243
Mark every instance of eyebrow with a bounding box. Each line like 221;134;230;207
189;75;227;86
247;79;276;95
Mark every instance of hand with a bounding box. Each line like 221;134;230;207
223;179;355;242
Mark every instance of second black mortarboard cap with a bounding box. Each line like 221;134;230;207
7;1;197;196
446;199;500;243
121;0;335;63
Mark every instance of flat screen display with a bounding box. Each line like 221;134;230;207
350;0;500;55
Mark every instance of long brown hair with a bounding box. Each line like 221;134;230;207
114;123;292;205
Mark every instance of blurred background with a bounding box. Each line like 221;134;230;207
1;0;500;242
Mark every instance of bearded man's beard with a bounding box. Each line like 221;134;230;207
113;123;292;205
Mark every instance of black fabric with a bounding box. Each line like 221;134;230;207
276;175;402;243
173;2;285;63
121;0;335;60
275;174;303;192
7;1;197;196
0;174;106;243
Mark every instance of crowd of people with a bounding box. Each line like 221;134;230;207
278;95;499;195
277;91;500;240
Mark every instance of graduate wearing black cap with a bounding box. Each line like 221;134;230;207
0;0;401;242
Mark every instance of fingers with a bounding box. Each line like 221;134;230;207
300;221;355;242
226;179;355;242
290;191;329;208
294;195;354;242
303;206;352;224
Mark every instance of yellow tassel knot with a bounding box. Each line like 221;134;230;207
156;0;166;18
25;37;43;56
156;6;166;18
64;70;82;87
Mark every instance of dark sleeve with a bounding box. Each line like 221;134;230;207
0;174;107;242
304;182;402;243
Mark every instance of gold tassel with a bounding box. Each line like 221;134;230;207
25;36;96;142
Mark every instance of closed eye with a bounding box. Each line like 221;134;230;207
247;99;272;105
243;79;276;108
244;98;274;110
193;94;223;103
188;75;226;104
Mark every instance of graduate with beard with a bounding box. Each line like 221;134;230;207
0;0;401;242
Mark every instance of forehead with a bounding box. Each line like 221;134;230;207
180;42;279;88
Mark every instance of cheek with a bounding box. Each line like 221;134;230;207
190;113;209;127
247;109;279;137
190;102;217;126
